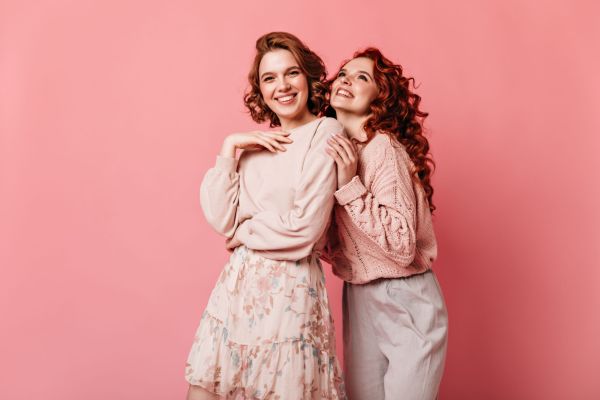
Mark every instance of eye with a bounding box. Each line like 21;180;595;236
289;70;300;76
263;76;274;82
337;71;346;78
358;74;368;82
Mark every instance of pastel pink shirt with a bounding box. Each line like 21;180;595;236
324;133;438;284
200;117;344;261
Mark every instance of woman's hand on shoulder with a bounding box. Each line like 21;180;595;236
220;131;293;158
325;133;358;189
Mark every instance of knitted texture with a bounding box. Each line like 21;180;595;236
324;133;438;284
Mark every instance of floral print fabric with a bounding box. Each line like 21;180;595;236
185;246;346;399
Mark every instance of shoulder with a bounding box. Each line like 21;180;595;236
360;133;394;165
318;117;344;132
363;132;393;153
363;133;414;177
309;117;344;149
314;117;344;139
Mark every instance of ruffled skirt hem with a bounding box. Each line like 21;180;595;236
185;311;346;400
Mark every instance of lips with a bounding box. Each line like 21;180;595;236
275;93;298;104
336;88;353;98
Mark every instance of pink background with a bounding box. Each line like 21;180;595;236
1;0;599;399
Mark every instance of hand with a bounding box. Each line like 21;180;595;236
325;133;358;189
220;131;293;158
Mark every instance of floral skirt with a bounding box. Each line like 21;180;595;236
185;246;346;400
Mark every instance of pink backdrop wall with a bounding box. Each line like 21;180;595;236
1;0;599;399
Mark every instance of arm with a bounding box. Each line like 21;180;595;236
230;119;343;260
319;217;340;265
199;156;241;238
200;130;293;238
334;146;418;266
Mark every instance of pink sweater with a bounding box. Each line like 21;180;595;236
200;117;343;261
324;133;438;284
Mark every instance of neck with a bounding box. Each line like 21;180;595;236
334;109;370;142
279;110;318;131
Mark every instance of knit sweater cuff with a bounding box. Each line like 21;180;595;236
335;176;367;205
215;155;237;173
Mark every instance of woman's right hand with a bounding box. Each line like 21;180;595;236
220;131;293;158
326;133;359;189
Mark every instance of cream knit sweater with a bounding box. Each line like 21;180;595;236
324;133;438;284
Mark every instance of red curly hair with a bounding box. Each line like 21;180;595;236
328;48;436;213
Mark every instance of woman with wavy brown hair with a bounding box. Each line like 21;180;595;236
323;48;448;400
184;32;346;400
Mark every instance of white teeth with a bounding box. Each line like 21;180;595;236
337;89;353;98
277;94;296;102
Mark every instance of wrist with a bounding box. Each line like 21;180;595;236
335;176;367;205
338;176;352;189
220;137;236;158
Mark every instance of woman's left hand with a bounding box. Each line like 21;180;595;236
326;133;359;189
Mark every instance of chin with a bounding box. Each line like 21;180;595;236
272;104;302;119
275;109;298;119
285;104;309;118
331;103;353;114
331;96;349;108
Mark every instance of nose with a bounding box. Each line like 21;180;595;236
277;78;292;92
340;75;351;85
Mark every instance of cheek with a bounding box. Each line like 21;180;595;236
359;98;372;113
355;88;376;112
330;80;340;95
259;85;273;102
295;76;309;93
357;87;377;110
368;86;379;103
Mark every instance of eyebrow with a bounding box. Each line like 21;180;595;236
339;68;374;80
260;66;301;80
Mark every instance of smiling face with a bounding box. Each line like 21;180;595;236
258;49;312;128
330;57;379;116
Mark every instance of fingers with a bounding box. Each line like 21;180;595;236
254;137;278;152
332;134;357;161
249;131;292;153
261;131;293;144
252;132;286;152
327;139;349;165
327;135;353;164
235;130;294;153
325;146;343;165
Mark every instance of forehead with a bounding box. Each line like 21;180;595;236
259;49;299;74
342;57;374;73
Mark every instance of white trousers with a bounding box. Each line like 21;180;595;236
343;270;448;400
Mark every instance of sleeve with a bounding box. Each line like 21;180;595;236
319;219;338;265
229;118;343;260
199;155;241;238
334;146;417;266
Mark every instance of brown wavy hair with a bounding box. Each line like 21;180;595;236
244;32;328;128
327;48;436;213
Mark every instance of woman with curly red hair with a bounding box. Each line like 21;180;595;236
185;32;346;400
324;48;448;399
